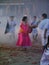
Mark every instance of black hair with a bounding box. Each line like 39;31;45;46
33;16;37;18
10;16;14;18
45;36;49;50
22;16;27;21
42;13;47;19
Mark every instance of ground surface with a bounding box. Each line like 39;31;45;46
0;43;42;65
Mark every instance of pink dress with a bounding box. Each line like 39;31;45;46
16;22;32;48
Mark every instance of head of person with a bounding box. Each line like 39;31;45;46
41;13;47;20
22;16;28;23
10;16;14;21
33;16;37;22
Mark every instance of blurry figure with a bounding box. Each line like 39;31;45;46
16;16;32;51
16;16;37;51
44;17;49;50
40;16;49;65
5;16;16;44
40;36;49;65
31;16;38;42
38;13;49;52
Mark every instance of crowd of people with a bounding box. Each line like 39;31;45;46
5;13;49;65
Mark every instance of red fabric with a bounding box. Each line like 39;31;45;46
16;22;32;47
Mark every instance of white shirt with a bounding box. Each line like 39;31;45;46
40;48;49;65
8;20;16;33
38;19;49;46
44;20;49;37
38;19;49;30
31;21;38;34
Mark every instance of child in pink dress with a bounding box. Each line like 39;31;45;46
16;16;37;51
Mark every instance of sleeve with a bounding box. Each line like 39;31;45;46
44;22;49;29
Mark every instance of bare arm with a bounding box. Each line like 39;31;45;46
29;25;38;28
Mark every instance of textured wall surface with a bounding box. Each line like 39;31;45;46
0;0;49;45
0;0;49;17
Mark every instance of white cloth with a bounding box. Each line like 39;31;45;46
8;20;16;44
41;30;47;46
38;19;49;30
31;21;38;37
8;20;16;33
38;19;49;46
44;21;49;37
40;48;49;65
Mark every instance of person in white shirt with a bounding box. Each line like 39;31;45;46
39;13;49;65
44;20;49;41
40;36;49;65
8;16;16;33
5;16;17;45
38;13;49;52
43;18;49;50
31;16;38;41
